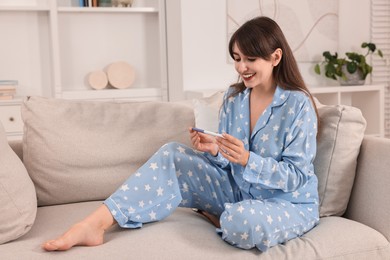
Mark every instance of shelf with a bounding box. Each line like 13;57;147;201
57;7;158;13
59;88;163;100
0;6;49;11
310;85;384;93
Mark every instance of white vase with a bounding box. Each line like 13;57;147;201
339;65;365;86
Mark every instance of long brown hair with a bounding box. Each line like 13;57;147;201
228;16;319;126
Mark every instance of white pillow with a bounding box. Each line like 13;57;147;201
0;121;37;244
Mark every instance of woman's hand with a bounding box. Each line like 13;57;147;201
216;133;249;166
189;128;219;156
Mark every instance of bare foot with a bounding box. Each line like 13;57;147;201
42;205;115;251
42;221;105;251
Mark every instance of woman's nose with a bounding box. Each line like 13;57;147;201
236;61;247;73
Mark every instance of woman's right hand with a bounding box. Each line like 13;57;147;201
188;128;219;156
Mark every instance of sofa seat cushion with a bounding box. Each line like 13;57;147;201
1;201;388;259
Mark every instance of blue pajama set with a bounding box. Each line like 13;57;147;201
104;86;320;252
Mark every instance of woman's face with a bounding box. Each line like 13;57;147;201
232;43;278;90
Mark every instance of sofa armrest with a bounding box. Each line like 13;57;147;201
344;136;390;241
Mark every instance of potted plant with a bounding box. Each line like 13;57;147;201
314;42;383;85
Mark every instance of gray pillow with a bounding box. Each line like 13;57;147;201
21;96;195;206
314;104;366;217
0;121;37;244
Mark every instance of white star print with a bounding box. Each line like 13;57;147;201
237;205;245;213
139;200;145;208
267;215;273;224
261;134;269;142
167;179;174;186
120;184;129;192
277;179;285;188
149;211;157;220
128;207;135;214
156;187;164;196
163;150;169;156
150;163;158;170
249;161;258;170
292;191;300;198
241;232;249;240
197;163;203;170
263;239;271;247
144;184;151;191
177;146;186;153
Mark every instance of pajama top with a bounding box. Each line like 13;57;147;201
204;86;319;205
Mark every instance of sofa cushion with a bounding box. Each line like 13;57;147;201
0;121;37;244
314;103;366;216
1;201;388;259
191;92;366;217
21;96;195;206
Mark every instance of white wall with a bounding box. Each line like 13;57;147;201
168;0;371;97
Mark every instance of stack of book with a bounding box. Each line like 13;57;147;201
0;80;17;100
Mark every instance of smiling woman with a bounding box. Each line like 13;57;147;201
42;16;320;253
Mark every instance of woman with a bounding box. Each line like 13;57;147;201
42;16;319;252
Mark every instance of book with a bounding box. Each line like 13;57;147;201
0;80;18;85
0;80;17;100
0;94;14;100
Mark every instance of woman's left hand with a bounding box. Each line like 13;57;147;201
216;133;249;166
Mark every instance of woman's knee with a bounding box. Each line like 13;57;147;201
219;201;266;250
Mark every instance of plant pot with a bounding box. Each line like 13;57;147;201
339;65;365;86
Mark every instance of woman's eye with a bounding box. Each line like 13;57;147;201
233;57;241;62
248;58;257;62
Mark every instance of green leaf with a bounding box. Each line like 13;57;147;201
347;62;357;73
314;64;321;74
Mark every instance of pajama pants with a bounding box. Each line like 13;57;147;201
104;142;318;252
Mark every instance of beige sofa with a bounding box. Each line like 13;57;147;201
0;95;389;259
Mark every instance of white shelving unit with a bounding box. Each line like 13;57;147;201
0;0;167;101
185;85;385;138
0;0;168;138
310;85;385;137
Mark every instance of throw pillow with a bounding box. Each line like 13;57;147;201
314;103;366;217
0;121;37;244
21;96;195;206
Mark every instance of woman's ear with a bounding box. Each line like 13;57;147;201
272;48;282;66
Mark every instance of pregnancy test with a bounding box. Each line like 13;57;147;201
192;127;224;138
